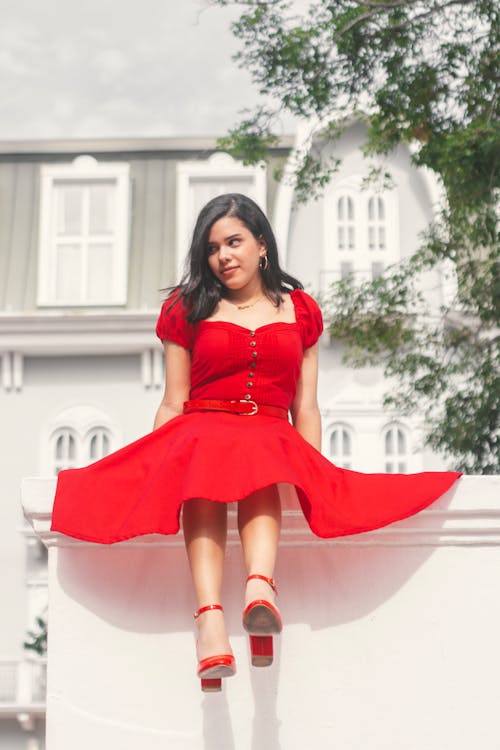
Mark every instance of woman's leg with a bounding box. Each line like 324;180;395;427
237;485;281;607
182;498;232;660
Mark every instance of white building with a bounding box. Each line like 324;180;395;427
0;129;453;748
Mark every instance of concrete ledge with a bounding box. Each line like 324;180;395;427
22;475;500;548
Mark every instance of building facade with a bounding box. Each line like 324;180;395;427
0;130;451;747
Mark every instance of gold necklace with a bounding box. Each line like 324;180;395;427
235;295;265;310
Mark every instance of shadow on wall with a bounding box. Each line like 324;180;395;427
55;494;449;634
52;493;452;750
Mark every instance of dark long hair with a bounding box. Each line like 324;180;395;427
166;193;303;322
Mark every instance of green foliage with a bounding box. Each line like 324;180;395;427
24;616;48;656
217;107;280;164
212;0;499;471
320;226;499;472
212;0;499;202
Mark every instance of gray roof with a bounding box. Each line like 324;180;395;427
0;137;291;313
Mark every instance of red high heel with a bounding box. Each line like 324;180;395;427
194;604;236;692
242;575;282;667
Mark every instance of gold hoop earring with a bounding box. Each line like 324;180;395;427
259;255;269;271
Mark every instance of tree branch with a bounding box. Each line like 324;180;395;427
332;0;477;42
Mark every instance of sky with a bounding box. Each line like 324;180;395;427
0;0;276;141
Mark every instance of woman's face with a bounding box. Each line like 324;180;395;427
207;215;267;293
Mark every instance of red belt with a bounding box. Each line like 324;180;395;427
183;399;288;419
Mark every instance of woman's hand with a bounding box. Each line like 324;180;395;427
153;341;191;429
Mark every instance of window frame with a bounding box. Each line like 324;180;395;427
176;153;267;282
322;176;399;288
382;422;411;474
37;156;130;307
42;406;119;475
325;422;355;470
52;427;78;474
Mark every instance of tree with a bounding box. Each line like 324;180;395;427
212;0;499;472
24;615;48;656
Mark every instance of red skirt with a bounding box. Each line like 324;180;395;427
51;412;461;544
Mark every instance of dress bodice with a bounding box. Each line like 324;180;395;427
155;289;323;409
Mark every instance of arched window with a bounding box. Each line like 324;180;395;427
368;196;387;279
337;195;355;253
87;428;111;461
322;178;397;289
383;424;409;473
53;428;77;474
368;196;386;251
46;406;118;475
328;424;354;469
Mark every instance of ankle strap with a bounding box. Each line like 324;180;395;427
246;574;278;595
193;603;223;620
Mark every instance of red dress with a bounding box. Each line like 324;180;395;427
51;290;461;543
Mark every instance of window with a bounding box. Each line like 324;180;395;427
340;261;354;279
45;406;117;475
52;428;78;474
87;428;111;461
327;423;354;469
322;177;398;289
37;156;130;306
368;196;386;252
51;425;112;474
383;423;409;473
337;196;355;252
176;153;267;280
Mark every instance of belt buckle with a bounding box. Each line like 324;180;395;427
237;399;258;416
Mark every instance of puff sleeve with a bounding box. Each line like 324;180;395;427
155;294;195;350
292;289;324;349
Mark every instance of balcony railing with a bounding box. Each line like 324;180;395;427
0;657;46;730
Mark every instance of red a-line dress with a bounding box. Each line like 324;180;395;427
51;289;461;543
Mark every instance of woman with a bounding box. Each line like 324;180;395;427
52;193;461;692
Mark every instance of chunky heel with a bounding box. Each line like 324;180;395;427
243;575;282;668
201;677;222;692
249;634;274;667
194;604;236;691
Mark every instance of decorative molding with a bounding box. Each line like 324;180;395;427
272;121;312;266
141;349;164;389
21;476;500;549
0;136;295;157
0;311;158;356
1;351;23;391
152;348;163;389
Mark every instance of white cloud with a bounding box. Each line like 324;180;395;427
0;0;263;139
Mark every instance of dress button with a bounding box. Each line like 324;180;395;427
248;372;254;378
250;341;256;347
244;393;252;400
249;331;255;337
250;361;256;369
246;382;253;388
251;351;258;358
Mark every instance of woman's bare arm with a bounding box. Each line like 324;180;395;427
153;341;191;429
289;343;322;451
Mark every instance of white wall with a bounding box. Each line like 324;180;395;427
22;475;500;750
286;123;441;295
1;353;161;656
284;126;452;473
